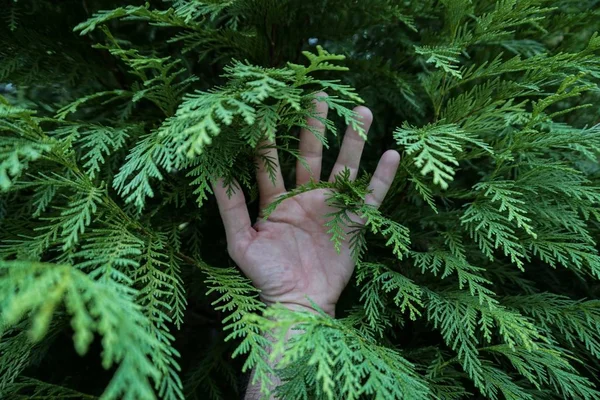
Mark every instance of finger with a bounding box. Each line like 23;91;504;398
329;106;373;182
256;139;285;207
365;150;401;209
213;178;253;243
297;92;329;185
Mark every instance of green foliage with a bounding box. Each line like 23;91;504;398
1;0;600;399
246;305;431;400
394;122;492;189
0;260;168;400
0;98;52;191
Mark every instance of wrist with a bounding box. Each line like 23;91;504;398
262;299;336;318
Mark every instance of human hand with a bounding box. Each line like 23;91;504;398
214;93;400;317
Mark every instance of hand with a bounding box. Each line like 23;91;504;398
214;93;400;317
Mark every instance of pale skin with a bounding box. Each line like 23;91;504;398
213;93;400;399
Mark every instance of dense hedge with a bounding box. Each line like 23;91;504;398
1;1;600;399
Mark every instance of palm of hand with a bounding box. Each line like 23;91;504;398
233;189;353;316
214;95;399;316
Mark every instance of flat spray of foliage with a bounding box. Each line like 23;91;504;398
1;0;600;399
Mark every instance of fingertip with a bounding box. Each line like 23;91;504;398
313;92;329;109
314;91;329;99
364;150;401;208
382;149;401;166
354;106;373;125
213;177;238;201
374;150;401;187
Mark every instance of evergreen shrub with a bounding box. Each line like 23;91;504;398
1;0;600;399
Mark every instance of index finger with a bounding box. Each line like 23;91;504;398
365;150;401;208
328;107;372;182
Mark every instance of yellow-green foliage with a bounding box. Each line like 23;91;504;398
1;0;600;399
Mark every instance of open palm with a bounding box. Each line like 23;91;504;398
214;94;400;316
